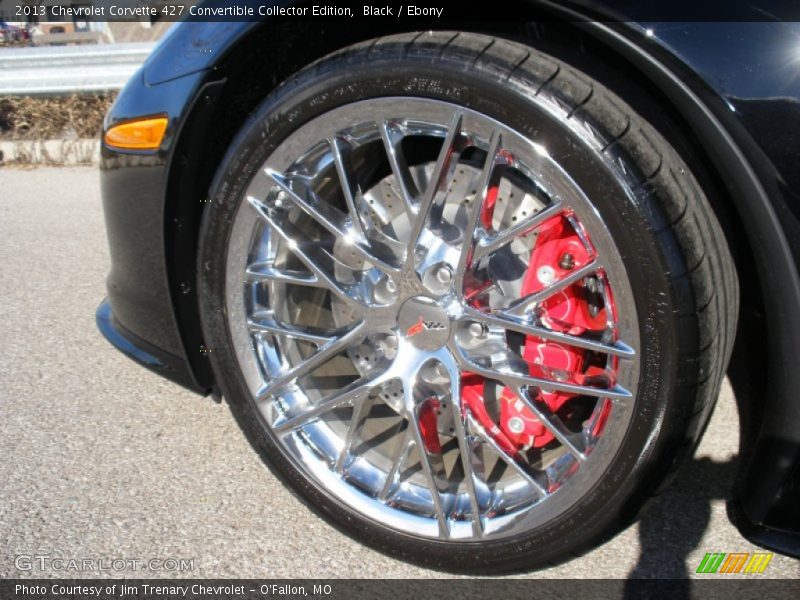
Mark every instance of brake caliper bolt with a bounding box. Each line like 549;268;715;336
558;253;575;271
537;265;556;285
507;417;525;434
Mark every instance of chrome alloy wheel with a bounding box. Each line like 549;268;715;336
224;98;640;541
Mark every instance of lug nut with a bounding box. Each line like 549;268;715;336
420;362;449;385
373;278;398;303
468;322;486;338
558;253;576;270
423;264;454;294
435;266;453;285
379;336;398;360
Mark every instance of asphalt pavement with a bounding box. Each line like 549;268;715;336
0;167;797;580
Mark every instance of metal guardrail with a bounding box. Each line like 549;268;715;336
0;42;155;95
30;32;105;46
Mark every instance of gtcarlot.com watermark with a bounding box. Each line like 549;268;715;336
15;554;194;573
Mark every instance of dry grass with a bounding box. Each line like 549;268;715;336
0;40;29;49
0;93;116;141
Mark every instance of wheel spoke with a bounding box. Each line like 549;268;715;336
265;169;401;276
472;201;564;263
271;368;384;434
378;427;413;501
455;347;632;402
511;385;587;462
406;111;464;266
462;305;636;359
379;120;419;221
465;411;547;497
449;370;486;536
248;313;336;345
257;323;366;400
408;437;449;537
334;395;375;474
454;130;503;293
246;262;327;288
329;136;367;241
330;137;406;258
406;387;449;538
504;259;600;317
248;196;363;307
354;187;409;262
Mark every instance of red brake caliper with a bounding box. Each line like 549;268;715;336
460;185;616;453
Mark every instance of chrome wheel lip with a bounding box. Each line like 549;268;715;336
224;97;641;541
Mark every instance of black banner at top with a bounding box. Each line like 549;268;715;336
2;0;800;23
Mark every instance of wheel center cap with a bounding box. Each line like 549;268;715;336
398;296;451;351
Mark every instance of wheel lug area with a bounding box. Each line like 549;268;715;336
435;265;453;285
422;262;454;295
372;277;399;304
377;334;398;360
468;321;486;339
456;320;490;350
419;362;449;386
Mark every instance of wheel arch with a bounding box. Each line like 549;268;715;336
164;11;796;539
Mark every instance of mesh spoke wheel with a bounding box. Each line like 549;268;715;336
226;99;638;540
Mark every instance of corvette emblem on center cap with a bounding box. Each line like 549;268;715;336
406;317;447;338
398;297;451;351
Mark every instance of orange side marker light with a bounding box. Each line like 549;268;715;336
104;116;168;150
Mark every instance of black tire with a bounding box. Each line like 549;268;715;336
197;32;738;573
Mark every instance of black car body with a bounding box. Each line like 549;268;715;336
98;0;800;565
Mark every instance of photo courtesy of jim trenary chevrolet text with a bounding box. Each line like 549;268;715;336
0;0;799;598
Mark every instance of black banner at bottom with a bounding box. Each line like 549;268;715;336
2;579;800;600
